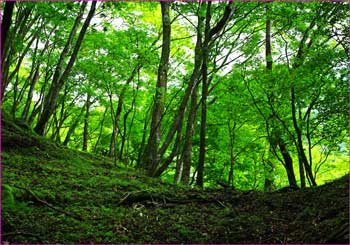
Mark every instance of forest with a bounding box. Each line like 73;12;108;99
1;1;349;244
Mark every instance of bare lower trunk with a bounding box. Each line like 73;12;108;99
180;87;198;185
142;2;171;175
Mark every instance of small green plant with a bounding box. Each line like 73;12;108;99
2;184;16;208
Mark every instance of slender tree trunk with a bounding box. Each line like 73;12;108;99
28;68;52;125
150;8;205;177
264;4;275;190
82;94;92;151
11;73;20;118
6;26;39;88
22;64;40;120
93;107;108;153
227;119;236;189
51;109;60;141
1;1;15;96
137;114;150;168
34;1;96;135
63;105;86;146
197;2;211;188
3;8;37;99
290;86;306;187
142;2;171;175
108;66;138;158
1;1;15;58
174;155;183;184
120;103;132;161
125;84;140;165
22;26;56;121
290;86;317;186
180;86;198;185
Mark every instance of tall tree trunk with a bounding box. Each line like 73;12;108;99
1;1;15;93
150;8;204;177
34;1;96;135
142;2;171;175
197;2;211;188
227;119;236;189
264;4;275;190
290;86;306;188
180;86;198;185
1;1;15;59
2;6;35;100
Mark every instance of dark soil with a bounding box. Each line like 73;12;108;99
2;115;349;244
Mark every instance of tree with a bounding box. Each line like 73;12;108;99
34;1;96;135
141;2;171;176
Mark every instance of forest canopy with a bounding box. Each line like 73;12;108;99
1;1;349;190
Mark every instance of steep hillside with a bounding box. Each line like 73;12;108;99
1;115;349;244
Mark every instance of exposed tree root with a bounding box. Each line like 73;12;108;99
12;185;84;221
116;190;226;208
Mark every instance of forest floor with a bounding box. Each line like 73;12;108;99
2;115;349;244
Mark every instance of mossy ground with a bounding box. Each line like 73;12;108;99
2;116;349;243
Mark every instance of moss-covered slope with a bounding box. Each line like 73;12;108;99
2;115;349;244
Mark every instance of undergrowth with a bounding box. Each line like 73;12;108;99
2;115;349;243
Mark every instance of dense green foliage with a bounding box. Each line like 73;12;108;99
1;2;348;189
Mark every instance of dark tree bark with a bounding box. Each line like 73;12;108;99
1;1;15;57
196;2;233;187
278;141;297;187
227;119;236;189
34;1;96;135
22;25;57;121
180;85;198;185
196;2;212;188
264;4;275;191
265;6;272;71
82;93;92;151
